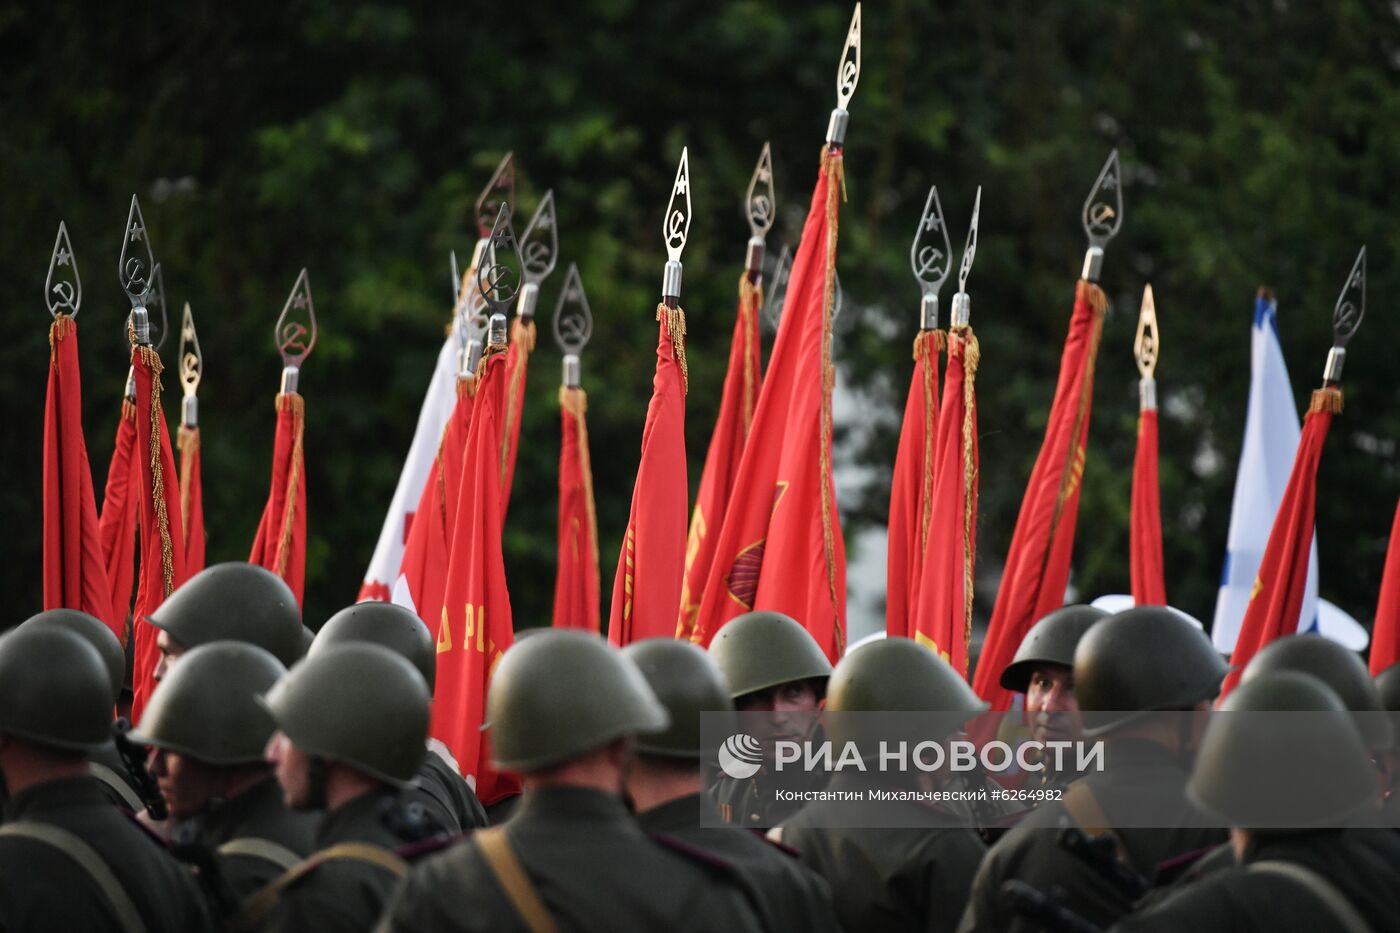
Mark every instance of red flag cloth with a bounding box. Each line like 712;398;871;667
679;274;763;639
1222;388;1342;697
972;280;1107;707
887;330;944;638
398;379;476;634
248;393;306;607
42;316;119;638
1369;498;1400;674
99;399;138;629
607;307;689;646
499;317;535;513
129;344;187;720
690;149;847;661
552;386;600;631
1130;403;1167;605
433;347;520;805
177;425;205;575
911;327;980;675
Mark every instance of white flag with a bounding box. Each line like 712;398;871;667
1212;293;1319;652
358;326;460;602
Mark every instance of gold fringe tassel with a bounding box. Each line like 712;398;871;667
501;318;536;480
915;330;944;560
737;274;764;437
49;314;73;366
273;392;305;579
134;345;177;598
1309;387;1344;415
177;425;200;540
656;303;689;394
956;327;981;664
819;146;846;655
561;386;601;607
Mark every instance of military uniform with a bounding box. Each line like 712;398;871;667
712;762;829;829
88;738;147;812
637;792;840;932
0;776;213;932
377;786;764;933
196;775;318;903
405;740;488;831
776;772;986;933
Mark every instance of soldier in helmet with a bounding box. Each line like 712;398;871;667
20;608;146;812
245;643;434;932
310;602;488;832
622;637;840;932
146;562;304;680
958;606;1228;933
127;641;317;916
1114;671;1400;931
377;629;765;932
774;637;989;933
708;610;833;828
0;625;213;932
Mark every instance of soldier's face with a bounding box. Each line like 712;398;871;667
146;747;219;819
1025;665;1081;744
153;630;187;683
736;680;823;761
265;730;314;809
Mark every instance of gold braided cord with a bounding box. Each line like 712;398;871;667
915;330;945;562
177;425;200;540
1309;386;1344;415
501;318;536;479
273;392;305;579
955;326;981;663
819;146;845;656
134;345;177;598
560;386;601;611
49;314;73;366
656;304;689;394
737;274;763;438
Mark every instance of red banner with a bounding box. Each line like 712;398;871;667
499;317;535;513
42;316;118;637
1370;498;1400;674
433;347;520;805
689;150;847;661
99;399;138;629
1223;388;1341;697
972;280;1106;708
911;327;979;675
679;275;763;639
608;308;688;646
887;330;943;638
553;387;600;631
177;426;205;575
1130;405;1167;605
248;393;306;607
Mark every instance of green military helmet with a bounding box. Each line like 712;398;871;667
487;629;668;772
1074;606;1228;736
1188;671;1376;827
0;626;112;751
708;611;832;700
130;641;286;766
1000;605;1108;693
827;637;988;748
1242;634;1392;751
262;643;429;786
1376;662;1400;712
623;638;733;759
299;625;315;659
21;609;125;703
312;602;435;694
146;562;302;667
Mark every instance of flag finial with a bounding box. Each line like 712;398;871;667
148;262;171;353
1080;149;1122;283
478;203;525;323
275;268;316;394
1135;284;1159;379
45;221;81;318
662;146;692;303
910;185;952;330
744;142;775;278
1324;245;1366;385
517;190;559;322
762;244;793;335
950;187;981;328
827;4;862;145
119;194;158;343
553;263;593;388
475;151;516;242
179;302;203;427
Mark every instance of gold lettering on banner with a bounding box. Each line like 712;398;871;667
437;607;453;653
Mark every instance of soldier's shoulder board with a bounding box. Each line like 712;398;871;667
650;832;742;878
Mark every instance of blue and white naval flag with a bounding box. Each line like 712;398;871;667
1212;291;1319;653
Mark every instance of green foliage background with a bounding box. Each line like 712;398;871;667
2;1;1398;655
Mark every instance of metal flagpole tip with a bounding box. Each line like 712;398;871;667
1080;149;1123;283
518;190;560;321
276;268;317;394
148;262;170;352
1135;284;1159;409
552;263;593;387
951;186;981;328
911;185;952;330
450;249;462;311
45;221;82;319
477;203;525;319
119;194;157;344
745;142;776;276
475;151;516;242
827;3;862;145
1324;245;1366;384
662;146;691;301
179;302;203;427
762;244;793;335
